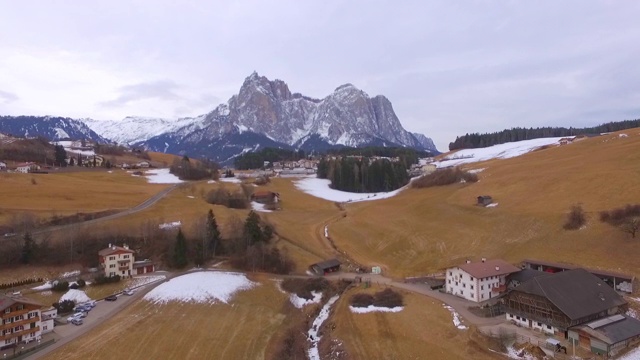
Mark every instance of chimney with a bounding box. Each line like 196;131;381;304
466;259;471;264
108;243;112;248
124;244;129;250
495;266;500;271
481;258;486;263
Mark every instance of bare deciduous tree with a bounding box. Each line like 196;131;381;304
621;217;640;238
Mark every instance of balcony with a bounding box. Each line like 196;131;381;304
1;317;39;330
118;265;130;271
492;284;507;293
0;326;40;341
1;309;31;320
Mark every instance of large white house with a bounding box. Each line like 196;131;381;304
15;162;39;173
445;259;521;302
99;244;136;278
0;295;45;347
40;307;57;334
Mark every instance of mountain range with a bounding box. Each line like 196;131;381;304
0;73;437;163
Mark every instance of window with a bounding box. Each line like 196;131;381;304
516;316;521;320
109;256;115;260
109;264;115;268
546;325;551;329
449;271;452;276
462;283;466;288
481;285;484;290
43;325;47;331
470;276;474;281
481;294;484;299
4;308;9;314
471;293;474;298
17;305;23;310
30;322;35;329
124;255;129;259
448;280;451;284
537;322;542;326
470;285;474;290
455;282;458;286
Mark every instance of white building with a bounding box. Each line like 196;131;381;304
98;244;136;278
445;259;521;302
0;295;45;347
15;162;39;173
40;307;57;334
0;161;6;170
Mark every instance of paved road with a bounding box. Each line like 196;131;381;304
3;184;179;240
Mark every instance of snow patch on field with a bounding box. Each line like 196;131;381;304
207;180;216;184
619;346;640;360
435;137;569;168
308;295;340;360
32;282;52;291
129;275;166;288
349;305;404;313
443;305;467;330
144;168;183;184
485;203;499;208
290;291;322;309
324;225;329;238
61;270;81;278
220;177;241;184
251;201;272;213
295;178;404;203
60;289;91;304
468;168;485;174
143;271;256;304
159;221;181;230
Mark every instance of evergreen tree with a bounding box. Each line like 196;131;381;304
194;242;204;267
172;229;188;268
54;145;67;167
69;157;75;166
77;154;82;167
21;232;36;264
243;211;264;246
205;209;221;256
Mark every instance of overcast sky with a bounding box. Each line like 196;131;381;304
1;1;639;150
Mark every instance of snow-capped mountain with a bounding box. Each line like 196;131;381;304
0;115;108;143
135;72;438;162
83;116;206;145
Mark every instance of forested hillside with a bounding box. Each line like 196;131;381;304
317;157;409;193
449;119;640;150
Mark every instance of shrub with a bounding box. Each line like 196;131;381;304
350;293;374;307
205;188;249;209
51;280;69;292
93;275;121;285
600;204;640;225
53;299;75;313
77;279;86;287
281;278;329;300
563;204;586;230
254;176;271;186
411;167;478;188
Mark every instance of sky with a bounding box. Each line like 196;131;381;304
1;1;639;151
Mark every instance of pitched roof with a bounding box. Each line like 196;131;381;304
312;258;341;270
0;295;43;311
99;245;135;256
458;259;520;279
576;315;640;345
508;269;550;283
513;268;626;321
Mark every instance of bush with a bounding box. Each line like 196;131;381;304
254;176;271;186
411;167;478;188
0;277;44;290
563;204;586;230
229;246;295;274
77;279;86;287
350;288;404;308
281;278;329;300
51;280;69;292
93;275;121;285
600;204;640;225
205;188;249;209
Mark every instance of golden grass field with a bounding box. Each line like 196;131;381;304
330;285;496;360
43;274;290;360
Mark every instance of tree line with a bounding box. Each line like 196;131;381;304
170;155;220;181
317;157;409;193
234;148;306;170
448;119;640;150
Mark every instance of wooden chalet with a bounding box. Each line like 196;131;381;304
504;269;627;335
310;259;341;275
477;195;493;206
0;295;44;349
250;191;279;204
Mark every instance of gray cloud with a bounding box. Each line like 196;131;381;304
101;80;182;107
0;90;18;104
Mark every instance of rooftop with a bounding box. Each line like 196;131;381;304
575;315;640;345
457;259;521;279
99;244;135;256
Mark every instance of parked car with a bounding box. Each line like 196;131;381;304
83;300;97;308
74;305;91;312
67;313;83;322
123;289;135;296
70;318;83;326
74;311;88;318
105;295;118;301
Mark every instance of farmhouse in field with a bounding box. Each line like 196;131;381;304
99;244;136;278
477;195;493;206
310;259;341;275
504;269;627;336
445;258;520;302
251;191;279;204
15;162;40;173
0;295;46;348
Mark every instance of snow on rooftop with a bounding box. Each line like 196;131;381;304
435;137;569;168
60;289;91;304
349;305;404;313
144;168;184;184
251;201;272;213
294;178;405;203
143;271;256;304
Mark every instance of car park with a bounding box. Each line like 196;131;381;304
105;295;118;301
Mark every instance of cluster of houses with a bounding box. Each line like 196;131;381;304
119;161;150;170
445;258;640;357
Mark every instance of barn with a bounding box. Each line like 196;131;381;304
310;259;341;275
133;260;155;275
477;195;493;206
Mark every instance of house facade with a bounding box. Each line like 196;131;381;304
0;295;44;348
504;269;627;336
445;259;520;302
98;244;136;278
0;161;6;170
40;307;57;334
133;260;155;275
15;162;39;173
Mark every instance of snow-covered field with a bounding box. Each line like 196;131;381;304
129;275;167;288
349;305;404;313
60;289;91;303
143;271;256;304
443;305;467;330
435;137;569;168
308;295;340;360
54;141;96;156
290;291;322;308
251;201;272;213
32;281;52;291
61;270;81;278
144;168;183;184
619;346;640;360
294;178;405;203
159;221;181;230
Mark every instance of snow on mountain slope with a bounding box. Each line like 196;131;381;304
84;116;205;145
434;137;571;168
